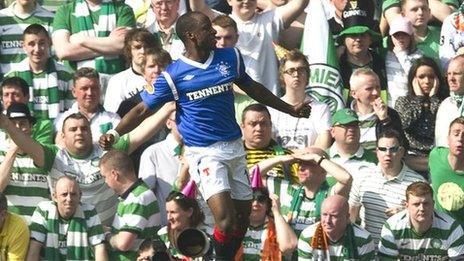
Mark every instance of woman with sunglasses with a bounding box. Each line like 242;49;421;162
394;57;448;173
235;187;297;260
268;50;332;151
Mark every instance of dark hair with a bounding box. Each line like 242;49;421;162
62;113;90;133
100;150;136;178
23;23;50;40
141;48;172;71
401;0;429;8
73;67;100;84
407;56;448;100
176;12;208;44
253;187;272;215
376;129;403;147
123;28;160;63
212;15;238;33
241;103;271;123
278;49;310;90
166;191;205;227
1;77;29;97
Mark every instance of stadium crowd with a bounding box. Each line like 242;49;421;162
0;0;464;259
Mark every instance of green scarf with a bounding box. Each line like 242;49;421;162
287;181;329;222
44;202;93;260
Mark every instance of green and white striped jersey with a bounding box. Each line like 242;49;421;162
378;209;464;260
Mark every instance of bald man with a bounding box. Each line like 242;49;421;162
28;176;107;260
297;195;375;260
100;150;161;260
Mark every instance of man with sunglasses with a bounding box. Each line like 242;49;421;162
349;129;425;244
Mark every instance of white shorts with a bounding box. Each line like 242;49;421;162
185;138;252;201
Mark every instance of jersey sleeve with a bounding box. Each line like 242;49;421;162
41;144;59;171
448;222;464;258
83;204;106;246
116;2;136;28
140;72;175;110
52;4;72;32
233;48;254;86
29;203;49;244
377;222;400;259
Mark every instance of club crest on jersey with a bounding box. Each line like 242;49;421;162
216;61;231;77
144;84;155;94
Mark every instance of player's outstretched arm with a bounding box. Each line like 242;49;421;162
99;102;154;150
236;79;311;118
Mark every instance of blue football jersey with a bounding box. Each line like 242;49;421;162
141;47;254;147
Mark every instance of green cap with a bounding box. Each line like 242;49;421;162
331;108;359;126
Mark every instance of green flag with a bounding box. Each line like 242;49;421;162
301;0;345;114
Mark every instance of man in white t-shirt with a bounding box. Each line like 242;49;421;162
189;0;309;95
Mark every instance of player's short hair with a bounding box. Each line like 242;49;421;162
1;77;29;97
100;150;136;179
241;104;271;124
176;12;209;43
406;181;433;201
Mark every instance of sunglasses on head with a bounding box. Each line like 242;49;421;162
377;146;401;153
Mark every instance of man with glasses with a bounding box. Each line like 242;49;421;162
430;117;464;224
328;108;377;180
349;129;425;244
139;0;186;60
435;54;464;147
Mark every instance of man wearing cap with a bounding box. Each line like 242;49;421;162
328;108;377;181
0;102;50;223
100;150;161;260
385;16;423;108
0;76;54;145
337;0;387;101
0;101;174;226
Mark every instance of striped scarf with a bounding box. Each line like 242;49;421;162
45;203;93;261
310;223;358;261
287;182;329;223
74;0;123;74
